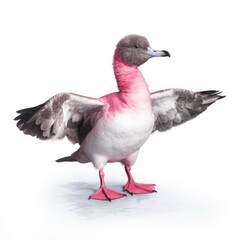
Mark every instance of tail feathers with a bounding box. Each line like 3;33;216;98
56;156;77;163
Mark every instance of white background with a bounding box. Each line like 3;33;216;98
1;0;239;239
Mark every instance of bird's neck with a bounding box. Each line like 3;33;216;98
113;60;151;106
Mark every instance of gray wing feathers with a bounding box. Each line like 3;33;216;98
151;89;224;132
15;93;105;143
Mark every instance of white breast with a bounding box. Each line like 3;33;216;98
82;109;155;160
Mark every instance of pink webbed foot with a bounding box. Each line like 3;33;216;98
89;187;126;201
88;169;126;201
123;165;156;195
123;181;156;195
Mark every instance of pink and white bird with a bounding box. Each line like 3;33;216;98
15;35;224;201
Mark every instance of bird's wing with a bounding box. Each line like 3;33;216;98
151;88;224;132
14;93;106;143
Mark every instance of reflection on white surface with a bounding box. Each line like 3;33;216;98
54;181;221;221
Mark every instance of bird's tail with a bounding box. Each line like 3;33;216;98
56;156;77;163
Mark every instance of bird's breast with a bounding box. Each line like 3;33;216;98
83;108;154;159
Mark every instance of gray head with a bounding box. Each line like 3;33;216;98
114;34;170;66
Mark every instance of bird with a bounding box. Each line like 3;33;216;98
14;34;225;201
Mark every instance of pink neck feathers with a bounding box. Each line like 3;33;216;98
112;59;151;111
113;60;149;94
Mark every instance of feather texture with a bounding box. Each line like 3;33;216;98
151;89;225;132
14;93;105;143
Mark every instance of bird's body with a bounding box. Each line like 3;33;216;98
75;60;154;169
15;35;224;201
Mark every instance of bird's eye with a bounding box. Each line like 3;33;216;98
134;44;139;48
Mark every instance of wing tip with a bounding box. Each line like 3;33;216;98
218;95;226;100
198;90;226;103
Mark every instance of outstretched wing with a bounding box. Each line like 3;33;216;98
14;93;106;143
151;89;225;132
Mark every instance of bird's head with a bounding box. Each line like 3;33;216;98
114;34;170;67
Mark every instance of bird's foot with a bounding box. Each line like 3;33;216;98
123;181;156;195
89;187;127;201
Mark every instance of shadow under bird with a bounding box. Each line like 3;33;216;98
15;34;225;201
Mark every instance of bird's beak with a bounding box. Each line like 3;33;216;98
147;47;170;58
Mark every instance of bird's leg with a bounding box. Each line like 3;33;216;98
89;169;127;201
123;165;156;194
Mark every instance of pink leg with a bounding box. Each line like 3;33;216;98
89;170;127;201
123;165;156;194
